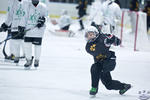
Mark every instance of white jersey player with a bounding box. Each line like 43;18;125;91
1;0;28;63
0;0;15;60
101;0;121;34
88;0;103;25
58;9;72;30
22;0;47;69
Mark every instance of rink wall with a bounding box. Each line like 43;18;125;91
0;0;8;14
0;1;82;19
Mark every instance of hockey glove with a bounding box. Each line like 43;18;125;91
105;34;115;44
104;34;121;46
36;16;46;28
1;23;8;32
113;37;121;46
18;26;25;35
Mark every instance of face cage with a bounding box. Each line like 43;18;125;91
85;31;99;43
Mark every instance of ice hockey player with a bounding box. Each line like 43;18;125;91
22;0;47;69
143;0;150;33
0;0;16;60
129;0;139;34
76;0;88;30
88;0;103;26
101;0;121;34
51;9;72;31
0;0;27;63
85;25;131;96
58;9;72;31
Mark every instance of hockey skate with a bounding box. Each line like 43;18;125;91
34;59;39;68
89;87;98;97
24;59;33;70
5;54;15;60
14;57;19;65
119;84;131;95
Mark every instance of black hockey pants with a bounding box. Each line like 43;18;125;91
90;62;125;90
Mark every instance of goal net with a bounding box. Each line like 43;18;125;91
119;9;150;51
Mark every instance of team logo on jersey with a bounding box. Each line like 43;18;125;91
90;44;96;51
96;54;106;60
29;9;40;23
7;7;10;12
16;5;25;18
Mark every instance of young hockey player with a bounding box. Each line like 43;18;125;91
22;0;47;69
85;25;131;96
0;0;27;63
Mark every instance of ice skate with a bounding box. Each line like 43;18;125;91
119;84;131;95
14;57;19;65
24;59;33;70
89;87;98;97
34;59;39;68
5;54;15;60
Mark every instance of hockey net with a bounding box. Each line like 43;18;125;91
118;9;150;51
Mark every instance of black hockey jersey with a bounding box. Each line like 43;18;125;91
85;33;121;63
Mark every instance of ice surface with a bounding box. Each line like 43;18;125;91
0;14;150;100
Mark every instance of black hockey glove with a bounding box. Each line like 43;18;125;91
1;23;9;32
113;37;121;46
105;34;115;45
18;26;25;35
36;16;46;28
104;34;121;46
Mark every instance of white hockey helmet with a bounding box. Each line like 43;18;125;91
61;9;68;15
85;26;99;42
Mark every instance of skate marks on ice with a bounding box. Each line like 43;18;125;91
0;65;38;71
0;81;138;100
0;61;38;71
60;89;138;100
0;59;24;69
0;57;39;71
88;92;138;100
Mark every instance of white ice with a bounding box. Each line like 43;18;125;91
0;14;150;100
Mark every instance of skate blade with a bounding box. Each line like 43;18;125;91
34;67;38;70
90;95;96;98
15;63;19;66
24;66;31;70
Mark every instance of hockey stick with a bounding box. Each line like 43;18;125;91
1;26;37;59
0;27;18;33
2;34;9;58
0;27;3;32
0;26;36;45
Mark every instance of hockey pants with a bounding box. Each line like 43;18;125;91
90;62;125;90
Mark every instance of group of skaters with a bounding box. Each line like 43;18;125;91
1;0;144;97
